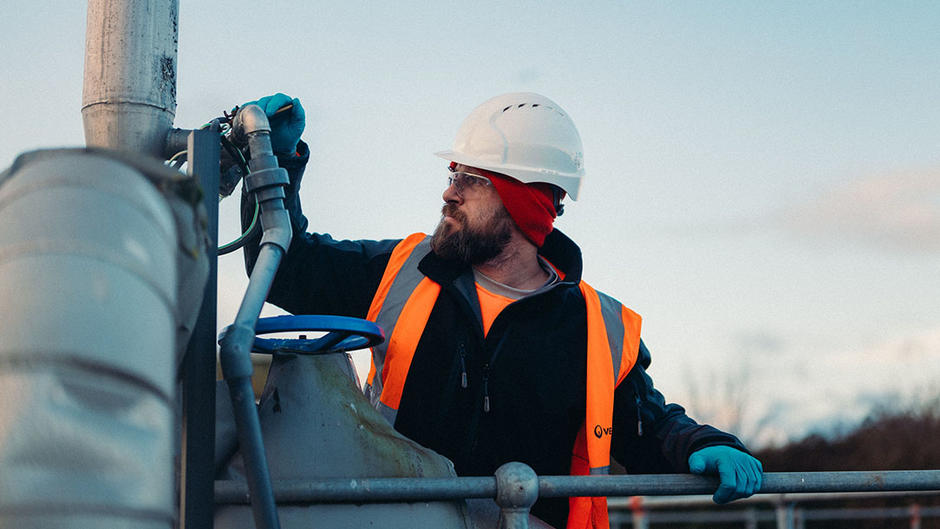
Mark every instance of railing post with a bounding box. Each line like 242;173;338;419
495;462;539;529
911;503;922;529
744;506;758;529
795;506;805;529
776;501;795;529
628;496;648;529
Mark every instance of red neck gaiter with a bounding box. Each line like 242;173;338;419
474;167;557;247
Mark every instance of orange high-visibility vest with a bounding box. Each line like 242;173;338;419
364;233;642;529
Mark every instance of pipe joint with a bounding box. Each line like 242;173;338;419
259;209;292;253
252;187;287;206
495;462;539;528
165;128;193;158
218;324;257;380
233;104;272;139
245;167;289;195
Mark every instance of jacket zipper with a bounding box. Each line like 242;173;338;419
458;342;468;389
482;363;491;413
633;383;644;437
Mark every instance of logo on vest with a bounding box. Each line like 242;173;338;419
594;424;613;438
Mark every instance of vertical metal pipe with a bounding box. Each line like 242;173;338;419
180;127;220;529
82;0;179;158
630;503;648;529
745;507;759;529
911;503;922;529
795;506;806;529
217;109;291;529
775;502;795;529
220;244;285;529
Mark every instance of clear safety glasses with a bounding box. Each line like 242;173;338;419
447;171;492;196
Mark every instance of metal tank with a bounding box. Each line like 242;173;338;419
0;150;183;528
214;351;474;528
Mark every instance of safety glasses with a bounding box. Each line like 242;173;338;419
447;171;492;196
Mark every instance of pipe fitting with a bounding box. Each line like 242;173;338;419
495;462;539;529
244;168;289;195
232;104;272;144
218;324;257;380
165;128;193;157
259;209;292;253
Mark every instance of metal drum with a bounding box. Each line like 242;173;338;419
0;151;179;528
214;317;473;529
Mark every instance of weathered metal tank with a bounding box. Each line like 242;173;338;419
0;149;208;529
214;350;474;528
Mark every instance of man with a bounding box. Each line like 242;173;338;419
238;92;762;528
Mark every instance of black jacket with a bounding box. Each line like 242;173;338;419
239;142;748;527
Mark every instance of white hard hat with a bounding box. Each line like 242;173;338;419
435;92;585;200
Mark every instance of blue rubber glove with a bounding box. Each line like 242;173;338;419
239;93;305;155
688;446;763;504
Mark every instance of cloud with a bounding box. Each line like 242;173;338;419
783;168;940;252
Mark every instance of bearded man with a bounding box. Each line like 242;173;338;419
239;92;762;529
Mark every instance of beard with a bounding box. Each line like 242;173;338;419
430;203;514;265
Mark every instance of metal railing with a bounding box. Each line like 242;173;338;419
612;490;940;529
215;467;940;529
613;504;940;529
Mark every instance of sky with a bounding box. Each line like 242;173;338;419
2;1;938;448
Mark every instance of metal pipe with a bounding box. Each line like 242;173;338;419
232;104;272;142
801;505;940;522
215;470;940;505
166;128;194;157
758;471;940;494
613;506;940;527
541;470;940;498
609;490;940;510
216;477;497;504
218;238;283;529
82;0;179;158
628;508;775;525
217;106;294;529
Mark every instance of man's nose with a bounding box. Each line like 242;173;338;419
442;181;462;203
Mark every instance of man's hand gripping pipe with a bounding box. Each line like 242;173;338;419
217;104;292;529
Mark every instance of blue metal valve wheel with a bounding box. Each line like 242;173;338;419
248;315;385;355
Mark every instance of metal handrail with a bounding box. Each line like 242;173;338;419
611;489;940;529
215;469;940;504
610;489;940;509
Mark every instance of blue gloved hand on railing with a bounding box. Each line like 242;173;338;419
688;445;763;504
239;93;305;155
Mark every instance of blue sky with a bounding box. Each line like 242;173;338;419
2;1;938;447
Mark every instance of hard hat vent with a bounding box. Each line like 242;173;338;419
501;102;566;119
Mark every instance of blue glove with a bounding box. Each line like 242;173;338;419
239;93;305;155
688;446;763;504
